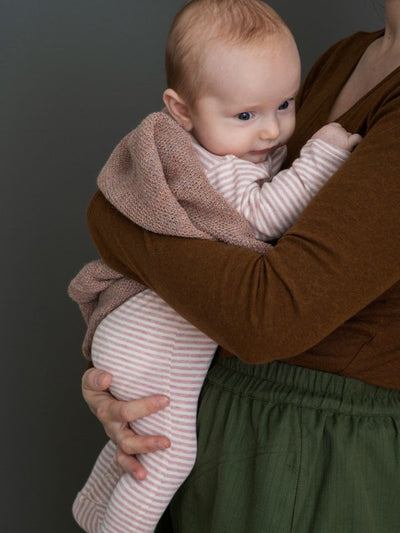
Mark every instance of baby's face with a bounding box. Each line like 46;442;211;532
189;35;301;163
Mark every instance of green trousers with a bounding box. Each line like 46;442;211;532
156;356;400;532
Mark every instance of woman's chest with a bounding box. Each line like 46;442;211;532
329;39;400;121
328;68;375;122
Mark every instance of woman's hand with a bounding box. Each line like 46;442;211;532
82;367;171;480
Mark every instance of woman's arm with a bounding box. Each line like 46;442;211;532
88;103;400;363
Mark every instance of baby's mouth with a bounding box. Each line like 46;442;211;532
250;147;273;156
251;146;276;155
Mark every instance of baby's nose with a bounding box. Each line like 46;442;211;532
259;118;280;141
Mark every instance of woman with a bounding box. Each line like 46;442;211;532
82;1;400;530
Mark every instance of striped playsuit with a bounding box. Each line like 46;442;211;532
73;137;350;533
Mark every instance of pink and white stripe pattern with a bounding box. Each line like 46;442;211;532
192;138;349;241
73;290;216;532
73;137;350;532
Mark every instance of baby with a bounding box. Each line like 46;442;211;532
70;1;361;532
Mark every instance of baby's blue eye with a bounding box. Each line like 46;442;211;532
237;112;252;121
279;100;290;110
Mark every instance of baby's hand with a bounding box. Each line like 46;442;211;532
312;122;362;152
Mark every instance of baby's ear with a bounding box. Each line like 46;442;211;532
163;89;193;131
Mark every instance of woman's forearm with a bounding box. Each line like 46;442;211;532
88;98;400;363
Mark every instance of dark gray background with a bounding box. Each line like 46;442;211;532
2;1;383;531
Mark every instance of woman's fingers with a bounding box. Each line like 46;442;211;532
118;429;171;456
82;367;112;392
82;367;170;422
112;430;171;479
115;446;148;480
81;368;113;417
101;401;171;453
101;394;170;425
81;366;171;479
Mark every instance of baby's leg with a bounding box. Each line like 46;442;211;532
100;382;206;533
87;289;216;533
72;441;119;533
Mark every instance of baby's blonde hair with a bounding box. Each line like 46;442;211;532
165;0;291;106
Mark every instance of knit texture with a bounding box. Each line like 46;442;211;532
69;111;270;357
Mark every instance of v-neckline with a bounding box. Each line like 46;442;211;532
327;29;400;122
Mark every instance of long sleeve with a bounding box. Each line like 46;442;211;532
87;31;400;387
239;139;349;240
88;110;400;355
193;138;349;242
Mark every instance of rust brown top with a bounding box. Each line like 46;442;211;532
87;31;400;389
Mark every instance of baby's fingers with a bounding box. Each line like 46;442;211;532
348;133;363;150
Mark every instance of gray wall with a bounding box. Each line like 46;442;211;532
2;1;382;531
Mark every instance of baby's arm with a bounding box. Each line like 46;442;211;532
240;123;362;240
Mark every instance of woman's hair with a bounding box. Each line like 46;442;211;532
165;0;290;106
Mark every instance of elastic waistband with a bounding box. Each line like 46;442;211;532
207;356;400;417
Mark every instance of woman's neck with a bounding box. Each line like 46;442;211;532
382;0;400;51
327;4;400;123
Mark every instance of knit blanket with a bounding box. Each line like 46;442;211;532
68;111;271;358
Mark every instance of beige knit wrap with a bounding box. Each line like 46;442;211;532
68;111;271;358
